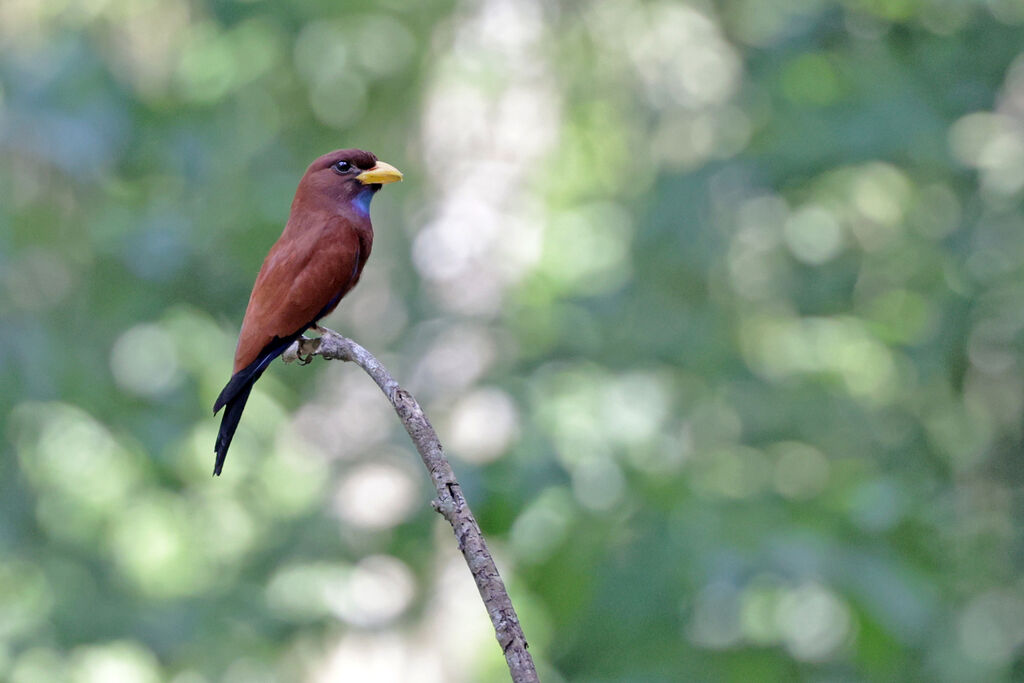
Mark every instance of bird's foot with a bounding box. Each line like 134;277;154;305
282;336;322;365
297;336;321;365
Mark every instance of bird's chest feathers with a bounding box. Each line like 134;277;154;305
350;188;375;217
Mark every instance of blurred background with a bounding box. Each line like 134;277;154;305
2;0;1024;681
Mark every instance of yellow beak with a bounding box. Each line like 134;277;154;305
356;161;403;185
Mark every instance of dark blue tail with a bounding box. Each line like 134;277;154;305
212;335;300;476
213;382;254;476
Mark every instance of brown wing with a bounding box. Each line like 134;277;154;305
233;217;365;372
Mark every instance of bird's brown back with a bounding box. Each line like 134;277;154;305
232;212;372;372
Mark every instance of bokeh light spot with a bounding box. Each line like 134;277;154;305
776;583;853;662
448;387;520;463
958;590;1024;664
771;442;830;499
783;205;844;265
110;323;182;397
510;487;576;564
69;641;161;683
325;555;416;627
333;461;419;530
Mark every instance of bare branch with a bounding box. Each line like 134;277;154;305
284;328;539;683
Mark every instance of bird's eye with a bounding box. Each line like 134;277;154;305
333;160;352;174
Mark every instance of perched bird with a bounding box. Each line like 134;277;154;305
213;149;402;475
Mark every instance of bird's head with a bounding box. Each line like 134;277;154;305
299;148;403;217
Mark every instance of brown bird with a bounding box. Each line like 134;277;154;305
213;149;402;475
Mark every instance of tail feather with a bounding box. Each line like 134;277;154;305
212;334;301;476
214;382;253;476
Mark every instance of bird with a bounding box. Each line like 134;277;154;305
212;148;402;475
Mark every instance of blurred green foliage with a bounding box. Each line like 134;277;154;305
3;0;1024;681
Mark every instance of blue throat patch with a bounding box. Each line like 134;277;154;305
351;188;375;217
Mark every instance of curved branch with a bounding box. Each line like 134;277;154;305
284;328;539;683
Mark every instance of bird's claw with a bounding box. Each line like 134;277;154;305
283;336;321;365
297;336;321;365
